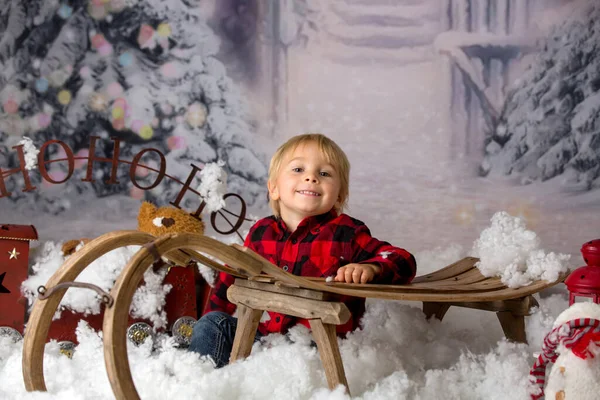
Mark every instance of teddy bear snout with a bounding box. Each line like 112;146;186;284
162;217;175;227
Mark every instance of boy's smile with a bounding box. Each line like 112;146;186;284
268;142;341;231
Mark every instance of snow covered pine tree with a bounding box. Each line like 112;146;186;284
480;3;600;191
0;0;266;214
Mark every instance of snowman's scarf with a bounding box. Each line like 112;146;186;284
529;317;600;399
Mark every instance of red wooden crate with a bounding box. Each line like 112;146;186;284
47;264;202;344
0;224;38;335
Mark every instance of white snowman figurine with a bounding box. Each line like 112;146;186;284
532;302;600;400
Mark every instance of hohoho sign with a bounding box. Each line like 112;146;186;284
0;136;252;239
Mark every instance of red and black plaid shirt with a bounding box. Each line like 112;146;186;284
206;209;416;335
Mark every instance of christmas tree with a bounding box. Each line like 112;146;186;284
480;3;600;191
0;0;267;213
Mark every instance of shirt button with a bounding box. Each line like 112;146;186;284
291;238;297;244
275;317;281;322
283;265;289;271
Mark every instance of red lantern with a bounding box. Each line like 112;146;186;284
565;239;600;305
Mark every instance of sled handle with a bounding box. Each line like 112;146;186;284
37;282;114;307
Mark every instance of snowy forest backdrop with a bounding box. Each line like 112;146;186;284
0;0;599;260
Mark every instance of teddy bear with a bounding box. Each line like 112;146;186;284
61;202;205;256
136;201;204;238
530;302;600;400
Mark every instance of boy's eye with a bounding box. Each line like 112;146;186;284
292;167;303;173
319;171;331;177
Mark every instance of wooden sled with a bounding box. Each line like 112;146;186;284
22;231;566;399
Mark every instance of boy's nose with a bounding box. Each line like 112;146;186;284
304;176;317;183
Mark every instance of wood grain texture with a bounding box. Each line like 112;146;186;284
227;285;351;325
309;319;350;395
229;304;262;363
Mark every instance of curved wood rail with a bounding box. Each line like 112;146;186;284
22;230;156;392
103;232;266;400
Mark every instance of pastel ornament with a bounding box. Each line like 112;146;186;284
79;66;92;79
106;82;123;98
167;135;186;150
57;90;72;105
137;24;155;49
139;125;153;139
160;62;178;78
112;118;125;131
88;3;107;20
3;99;19;114
129;186;145;200
118;52;134;67
131;119;144;133
35;77;49;93
113;97;127;108
531;302;600;400
157;23;172;37
38;113;52;129
185;103;207;128
111;106;125;120
89;92;108;111
58;4;73;19
42;169;67;187
74;148;89;169
98;43;113;56
91;33;106;49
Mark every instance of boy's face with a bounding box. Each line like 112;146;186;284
269;141;341;223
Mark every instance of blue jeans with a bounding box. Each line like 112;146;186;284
188;311;263;368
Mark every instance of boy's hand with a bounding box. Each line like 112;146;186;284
334;263;381;284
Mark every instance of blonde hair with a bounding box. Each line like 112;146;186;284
268;133;350;217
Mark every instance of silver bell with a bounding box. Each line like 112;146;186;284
171;316;197;346
0;327;23;343
127;322;154;346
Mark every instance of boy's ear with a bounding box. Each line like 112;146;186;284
267;180;279;201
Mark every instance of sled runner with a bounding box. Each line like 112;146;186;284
22;231;566;399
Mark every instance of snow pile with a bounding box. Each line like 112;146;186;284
21;242;172;329
471;212;571;287
197;160;228;213
0;290;571;400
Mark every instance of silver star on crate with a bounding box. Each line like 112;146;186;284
8;248;20;260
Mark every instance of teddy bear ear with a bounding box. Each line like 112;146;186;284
138;202;156;225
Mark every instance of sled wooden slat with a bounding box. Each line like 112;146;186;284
411;257;478;282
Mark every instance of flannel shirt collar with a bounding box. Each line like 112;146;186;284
274;209;338;239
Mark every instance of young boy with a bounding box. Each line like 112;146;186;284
188;133;416;367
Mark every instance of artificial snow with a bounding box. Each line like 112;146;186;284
17;137;39;170
197;161;228;213
471;212;571;288
0;266;570;400
20;242;171;328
